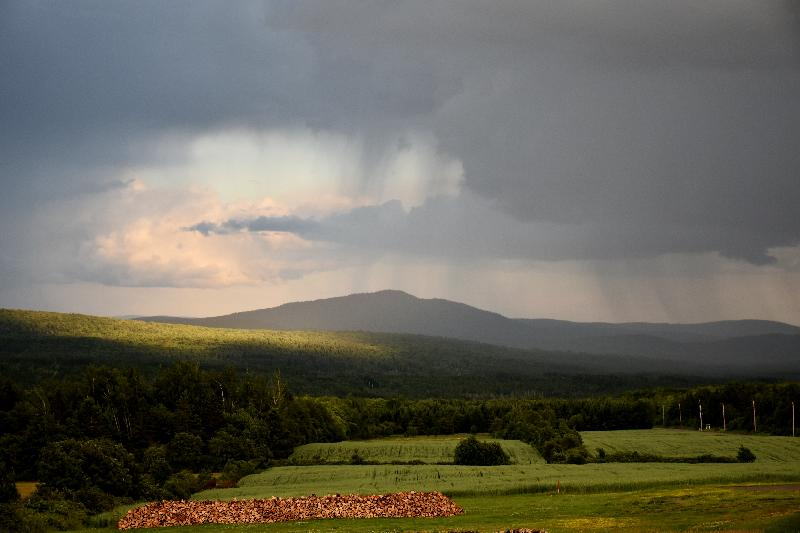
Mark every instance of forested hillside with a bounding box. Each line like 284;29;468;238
1;309;715;397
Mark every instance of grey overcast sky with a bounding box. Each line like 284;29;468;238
2;0;800;323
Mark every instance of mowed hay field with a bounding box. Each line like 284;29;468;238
289;435;544;465
582;428;800;461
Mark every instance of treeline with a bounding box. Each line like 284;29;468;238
0;363;343;479
645;382;800;436
316;396;655;463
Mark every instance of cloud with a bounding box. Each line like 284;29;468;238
2;0;800;302
0;179;344;289
186;194;791;264
72;178;137;196
266;1;800;263
436;66;800;263
188;200;406;247
271;1;800;71
188;215;321;237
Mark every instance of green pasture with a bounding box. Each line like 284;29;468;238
81;487;800;532
581;428;800;461
202;429;800;500
196;461;800;501
289;435;543;465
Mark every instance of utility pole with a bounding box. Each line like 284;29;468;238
752;400;757;433
662;404;665;427
679;403;682;426
793;401;795;437
722;403;726;432
699;401;703;431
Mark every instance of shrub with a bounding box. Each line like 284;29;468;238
36;439;138;513
220;459;260;486
162;471;200;500
737;446;756;463
24;487;88;531
0;463;19;504
566;451;587;464
350;452;365;465
595;448;606;461
0;503;50;533
453;436;510;466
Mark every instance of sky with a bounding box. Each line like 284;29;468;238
1;0;800;324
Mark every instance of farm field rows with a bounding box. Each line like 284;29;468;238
581;428;800;461
200;430;800;500
196;461;800;501
289;435;544;465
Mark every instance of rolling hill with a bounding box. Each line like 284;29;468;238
0;308;746;397
140;290;800;372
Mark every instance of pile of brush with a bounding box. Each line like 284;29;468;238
117;491;463;529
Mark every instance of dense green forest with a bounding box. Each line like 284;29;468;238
1;309;724;397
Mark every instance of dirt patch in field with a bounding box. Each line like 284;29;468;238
14;482;37;499
730;484;800;491
117;491;463;529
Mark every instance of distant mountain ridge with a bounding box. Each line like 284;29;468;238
139;290;800;370
0;308;725;397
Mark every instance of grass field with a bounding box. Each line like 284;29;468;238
289;435;544;465
75;430;800;532
83;488;800;532
197;461;800;501
581;428;800;461
200;430;800;500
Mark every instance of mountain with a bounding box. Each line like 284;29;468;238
140;290;800;372
142;290;530;345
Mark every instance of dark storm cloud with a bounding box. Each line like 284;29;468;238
190;194;787;265
189;201;406;244
188;215;321;236
266;0;800;264
2;0;800;273
437;66;800;264
270;0;800;264
270;0;800;70
1;2;304;133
